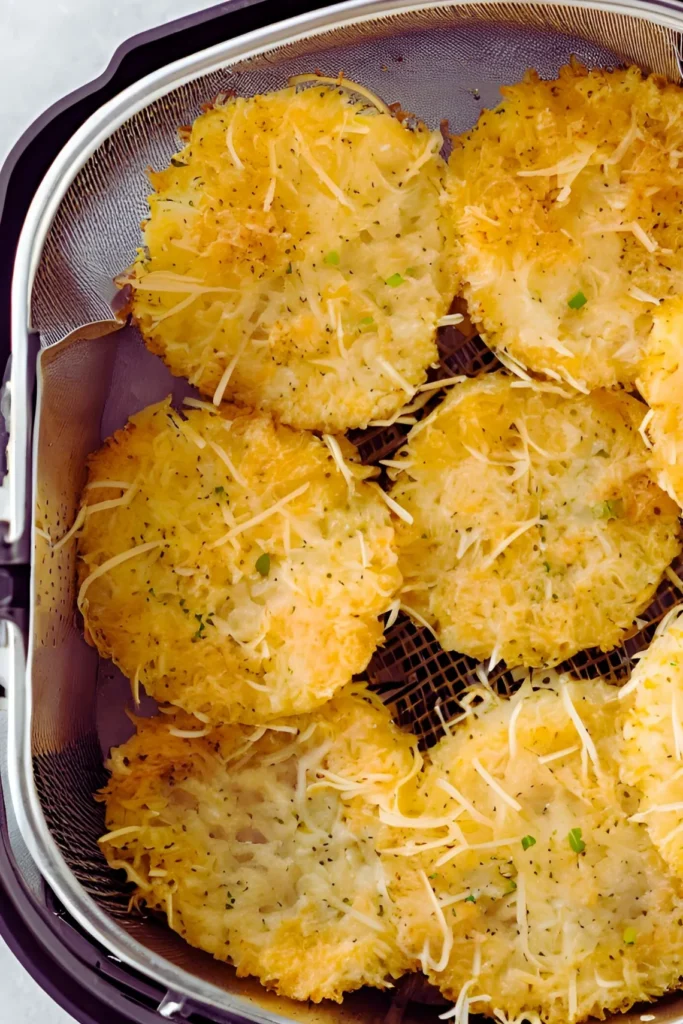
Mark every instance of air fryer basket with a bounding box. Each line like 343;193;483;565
13;2;683;1021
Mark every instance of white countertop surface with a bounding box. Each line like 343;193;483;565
0;5;210;1019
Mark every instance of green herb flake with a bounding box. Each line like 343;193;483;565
464;893;477;904
385;272;405;288
568;827;586;854
543;561;551;573
170;157;188;168
521;835;536;851
568;290;587;310
324;251;340;266
255;553;271;577
505;878;518;893
591;498;624;520
214;486;225;496
286;262;293;275
359;316;375;327
623;926;637;945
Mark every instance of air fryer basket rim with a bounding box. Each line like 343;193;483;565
11;0;683;1021
7;0;683;556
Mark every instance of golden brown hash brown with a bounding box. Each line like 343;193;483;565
449;63;683;390
389;373;680;668
98;685;418;1002
76;399;401;724
128;83;455;431
380;679;683;1024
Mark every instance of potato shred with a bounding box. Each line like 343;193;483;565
449;63;683;391
76;400;401;724
389;372;680;668
98;686;418;1002
128;83;455;431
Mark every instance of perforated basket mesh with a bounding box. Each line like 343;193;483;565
25;2;683;1019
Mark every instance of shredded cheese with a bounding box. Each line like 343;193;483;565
76;400;401;724
130;85;452;432
449;63;683;389
390;372;679;668
381;677;683;1024
99;687;415;1003
323;434;355;493
561;686;599;770
78;540;161;610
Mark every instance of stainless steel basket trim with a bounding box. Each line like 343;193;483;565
11;1;683;1021
8;0;683;550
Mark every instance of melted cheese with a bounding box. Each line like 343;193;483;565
389;372;679;667
380;679;683;1024
390;372;680;667
449;63;683;390
76;399;401;724
128;84;455;431
98;685;415;1003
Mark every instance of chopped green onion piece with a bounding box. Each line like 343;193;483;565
359;316;375;326
568;827;585;853
505;878;517;893
255;553;271;577
623;926;637;945
568;290;587;309
591;498;624;520
405;266;418;276
324;251;340;266
464;893;476;904
521;835;536;851
385;272;405;288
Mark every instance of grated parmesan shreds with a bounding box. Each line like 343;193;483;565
379;678;683;1024
98;684;415;1003
389;372;680;668
75;399;401;724
129;84;454;432
449;63;683;391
